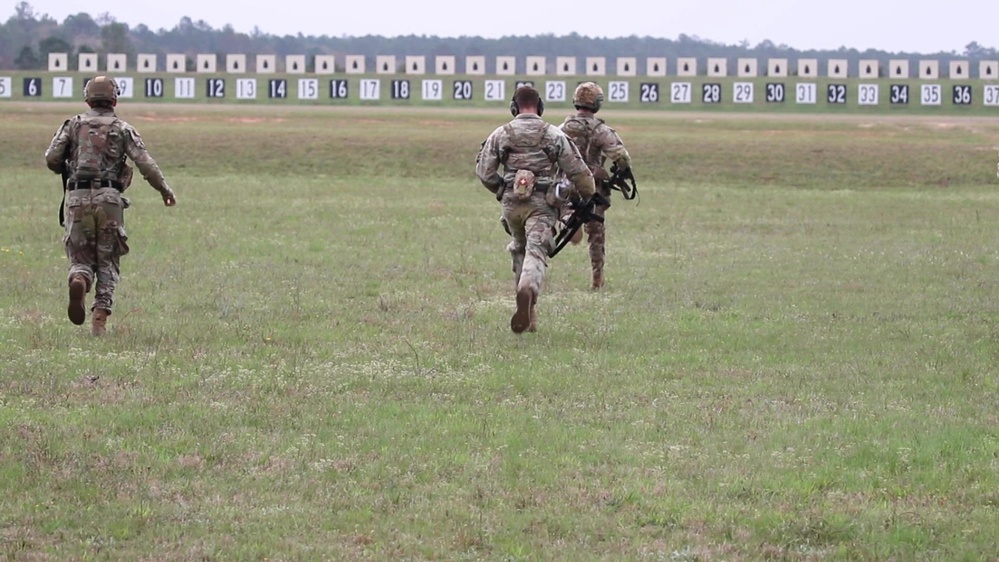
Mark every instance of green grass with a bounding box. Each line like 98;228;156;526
1;102;998;560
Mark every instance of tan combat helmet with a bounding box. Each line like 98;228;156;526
84;75;118;104
573;81;604;111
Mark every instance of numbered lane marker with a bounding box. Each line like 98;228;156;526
857;83;879;105
390;79;410;99
297;78;318;100
646;57;666;77
795;83;817;104
114;77;134;98
545;81;566;102
556;57;576;76
286;55;306;74
920;84;941;106
452;80;473;100
826;83;847;104
496;56;516;76
174;77;195;99
767;58;788;77
196;54;216;73
51;77;73;98
639;83;660;103
206;78;226;98
984;85;999;106
676;58;697;77
484;80;505;101
733;82;754;103
422;79;443;101
314;55;334;75
889;84;909;105
0;77;11;98
268;79;287;99
607;81;629;102
144;78;164;98
670;82;692;104
329;79;349;99
23;77;42;97
859;59;879;79
765;83;786;103
465;56;485;75
702;83;721;104
235;78;256;99
359;79;380;100
952;84;972;105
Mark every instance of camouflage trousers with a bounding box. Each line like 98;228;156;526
63;187;129;313
501;190;557;296
584;201;609;279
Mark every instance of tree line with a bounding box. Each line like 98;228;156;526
3;2;997;75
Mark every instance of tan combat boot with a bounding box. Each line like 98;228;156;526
91;309;109;337
526;296;538;333
68;274;87;325
510;286;536;334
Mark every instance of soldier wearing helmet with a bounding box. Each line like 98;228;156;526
559;81;633;290
476;85;595;333
44;75;178;336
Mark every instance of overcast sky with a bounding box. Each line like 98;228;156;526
23;0;998;54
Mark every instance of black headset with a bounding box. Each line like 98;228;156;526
510;92;544;117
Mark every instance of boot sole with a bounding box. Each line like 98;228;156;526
68;278;86;325
511;288;533;334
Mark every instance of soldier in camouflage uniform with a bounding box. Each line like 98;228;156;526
559;82;633;290
476;85;595;333
44;76;177;336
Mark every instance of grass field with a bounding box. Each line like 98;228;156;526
1;102;998;560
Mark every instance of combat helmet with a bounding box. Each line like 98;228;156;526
573;81;603;111
84;75;118;104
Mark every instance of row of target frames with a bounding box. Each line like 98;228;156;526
5;76;999;107
41;52;999;80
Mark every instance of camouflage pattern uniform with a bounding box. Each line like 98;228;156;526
476;112;594;332
560;85;632;290
44;77;175;334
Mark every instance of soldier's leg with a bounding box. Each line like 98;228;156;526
502;201;529;289
585;203;608;290
511;206;556;333
92;194;127;335
64;194;97;325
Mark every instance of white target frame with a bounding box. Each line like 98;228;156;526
676;57;697;77
106;53;127;73
949;61;969;79
405;56;426;75
166;54;186;73
314;55;336;74
980;61;999;80
767;58;788;77
78;53;98;73
827;59;848;78
226;54;246;74
737;58;758;77
556;57;576;76
48;52;68;72
889;60;909;79
859;59;879;79
919;60;939;80
196;54;216;73
137;54;156;73
585;57;606;76
256;55;277;74
707;58;727;77
465;56;485;75
646;57;666;77
345;55;365;74
375;55;396;74
616;57;637;76
435;55;456;75
496;56;516;75
797;58;818;78
526;56;546;76
285;55;306;74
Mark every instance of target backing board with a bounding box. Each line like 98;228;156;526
737;58;758;77
890;60;910;79
345;55;365;74
313;55;333;74
797;58;818;78
465;56;485;75
827;59;848;78
556;57;576;76
949;60;969;79
106;53;127;73
78;53;98;72
676;57;697;76
376;55;396;74
257;55;277;73
616;57;637;76
405;56;426;74
859;59;879;78
767;58;787;77
707;58;727;77
166;54;186;73
226;54;246;73
48;52;68;72
436;56;456;74
919;60;939;79
646;57;666;77
286;55;306;74
585;57;606;76
980;61;999;79
196;54;216;73
496;56;516;75
137;54;156;73
526;56;546;76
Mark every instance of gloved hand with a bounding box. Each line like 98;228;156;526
162;186;177;207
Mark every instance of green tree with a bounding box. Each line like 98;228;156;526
14;44;38;69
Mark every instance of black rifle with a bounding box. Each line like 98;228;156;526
607;164;638;200
548;192;609;258
58;162;69;227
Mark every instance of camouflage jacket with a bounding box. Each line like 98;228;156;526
559;113;632;176
476;114;594;199
44;107;172;196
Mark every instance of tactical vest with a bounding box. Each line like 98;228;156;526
563;116;606;170
500;122;557;182
72;114;124;181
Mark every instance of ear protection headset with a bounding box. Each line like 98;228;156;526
510;93;545;117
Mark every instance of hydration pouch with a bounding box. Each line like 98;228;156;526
512;169;536;202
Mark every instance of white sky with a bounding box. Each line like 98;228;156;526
24;0;999;54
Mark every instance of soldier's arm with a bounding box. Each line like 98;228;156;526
555;134;595;199
123;125;175;203
475;131;504;193
43;120;72;174
597;125;632;170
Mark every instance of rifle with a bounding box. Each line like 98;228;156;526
58;162;69;227
548;192;609;258
606;164;638;200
